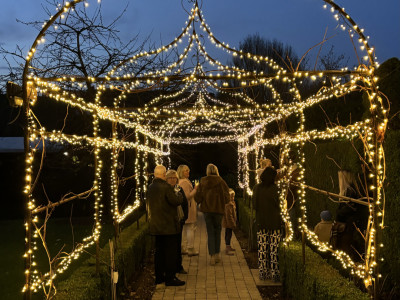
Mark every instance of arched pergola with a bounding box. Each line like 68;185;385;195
21;0;387;298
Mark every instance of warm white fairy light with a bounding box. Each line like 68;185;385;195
22;0;387;296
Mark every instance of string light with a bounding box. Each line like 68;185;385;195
22;0;387;296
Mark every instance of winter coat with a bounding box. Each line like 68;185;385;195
253;167;281;231
179;178;197;223
146;177;183;235
314;220;333;243
222;201;237;229
194;175;230;214
177;186;188;226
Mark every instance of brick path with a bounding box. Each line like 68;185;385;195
151;212;263;300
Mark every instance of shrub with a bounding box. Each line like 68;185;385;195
236;198;257;250
280;242;369;300
55;214;151;299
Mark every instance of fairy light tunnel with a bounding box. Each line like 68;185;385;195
21;0;387;298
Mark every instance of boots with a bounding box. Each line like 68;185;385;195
188;248;199;257
226;245;235;252
214;253;221;263
225;247;234;256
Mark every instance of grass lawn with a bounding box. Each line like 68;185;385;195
0;220;25;300
0;218;114;300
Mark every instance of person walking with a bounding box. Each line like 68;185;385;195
222;188;237;255
165;169;189;275
177;165;199;256
195;164;230;266
146;165;185;286
253;167;282;282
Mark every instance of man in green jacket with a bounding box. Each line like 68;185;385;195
146;165;185;286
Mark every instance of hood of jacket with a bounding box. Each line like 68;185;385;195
260;167;277;186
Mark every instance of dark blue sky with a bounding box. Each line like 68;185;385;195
0;0;399;71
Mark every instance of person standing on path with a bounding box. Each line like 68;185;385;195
165;169;189;274
253;167;282;282
177;164;199;257
195;163;230;266
146;165;185;286
222;188;237;255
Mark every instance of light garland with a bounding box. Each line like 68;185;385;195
21;0;388;297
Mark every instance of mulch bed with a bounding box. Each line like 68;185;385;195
121;228;286;300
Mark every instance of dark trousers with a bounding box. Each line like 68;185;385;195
225;228;233;246
176;226;184;272
204;212;223;255
154;234;178;283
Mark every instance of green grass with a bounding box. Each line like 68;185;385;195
0;220;25;299
0;218;114;300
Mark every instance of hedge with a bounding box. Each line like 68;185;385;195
302;135;400;296
381;130;400;296
279;242;370;300
55;215;152;299
236;197;257;250
237;197;369;299
302;139;363;227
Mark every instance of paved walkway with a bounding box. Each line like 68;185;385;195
152;212;263;300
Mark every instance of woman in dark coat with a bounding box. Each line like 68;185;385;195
253;167;282;281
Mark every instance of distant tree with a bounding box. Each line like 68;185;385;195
230;34;306;104
233;34;304;73
0;1;175;136
319;45;349;70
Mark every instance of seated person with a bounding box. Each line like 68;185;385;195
314;210;333;243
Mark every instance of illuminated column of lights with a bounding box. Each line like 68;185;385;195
243;139;252;196
363;75;387;289
142;136;149;194
155;141;163;165
22;110;36;293
110;122;120;221
278;138;293;243
254;130;263;184
237;140;244;188
134;130;141;206
92;113;103;243
165;143;172;169
295;109;307;242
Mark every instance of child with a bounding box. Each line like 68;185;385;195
314;210;333;243
222;188;237;255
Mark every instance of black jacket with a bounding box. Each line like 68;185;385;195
146;178;183;235
253;167;281;231
178;186;189;225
